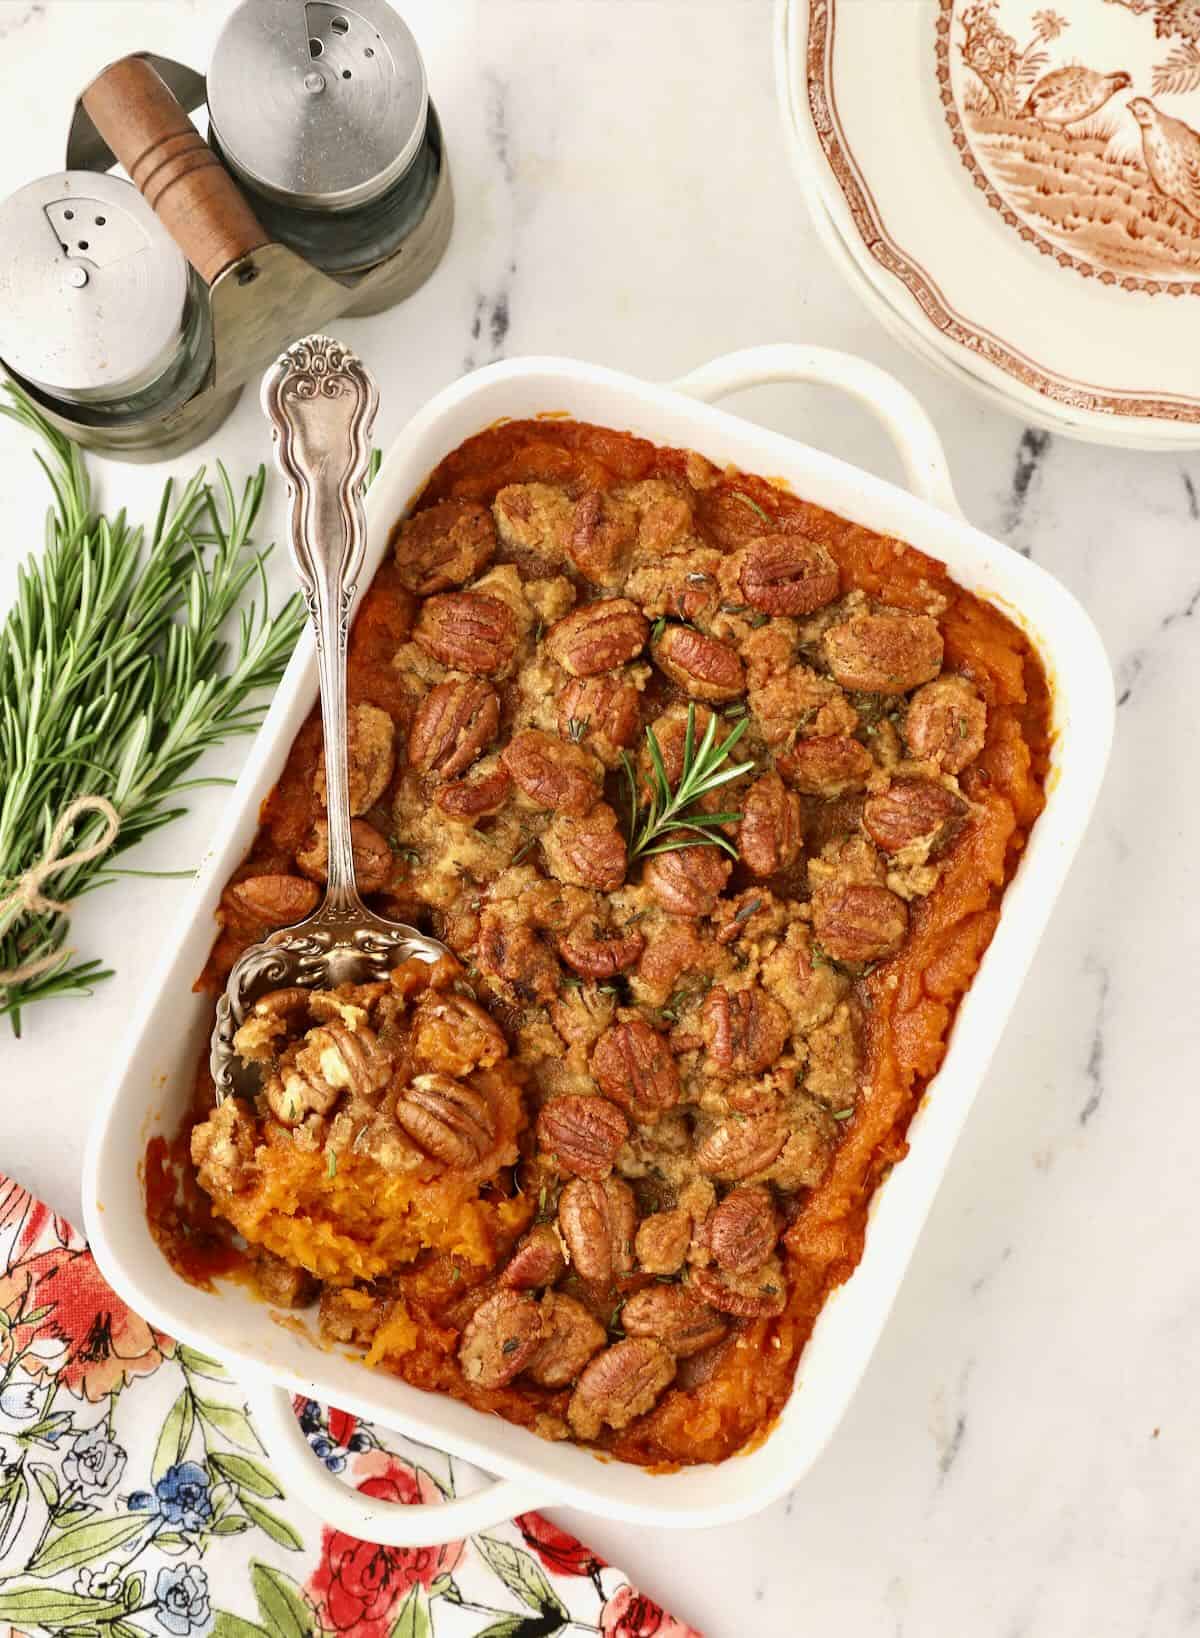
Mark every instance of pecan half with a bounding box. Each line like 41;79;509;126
458;1290;543;1389
557;915;645;979
393;499;495;595
414;592;518;677
652;625;745;702
567;1338;677;1440
904;675;988;774
295;818;393;894
545;598;649;677
436;762;512;819
590;1017;680;1121
224;874;320;929
635;1208;692;1275
691;1260;787;1319
501;730;603;816
411;991;508;1076
738;534;839;616
811;883;908;963
315;702;395;816
294;1019;392;1099
862;778;967;855
738;772;803;877
695;1114;787;1182
567;490;637;586
823;610;943;693
557;674;641;766
643;841;731;917
536;1094;629;1179
524;1292;608;1388
557;1175;637;1286
408;679;500;778
701;987;791;1077
621;1286;728;1357
541;805;627;891
706;1186;778;1275
393;1074;495;1168
777;735;874;798
501;1223;568;1291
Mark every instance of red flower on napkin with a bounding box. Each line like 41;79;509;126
307;1450;464;1636
516;1510;608;1584
601;1584;703;1638
0;1244;174;1402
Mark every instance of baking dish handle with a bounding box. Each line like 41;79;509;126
249;1383;555;1546
669;344;963;518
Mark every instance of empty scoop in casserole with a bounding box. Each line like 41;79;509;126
148;415;1051;1469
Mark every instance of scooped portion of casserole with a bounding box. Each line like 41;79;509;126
149;416;1051;1468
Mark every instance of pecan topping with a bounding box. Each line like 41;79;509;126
458;1290;543;1389
524;1292;607;1388
862;779;967;855
634;1208;692;1275
652;624;745;702
904;676;988;774
738;772;803;877
477;911;560;1000
701;987;791;1077
706;1186;778;1275
295;818;393;894
224;874;320;930
567;1338;677;1440
737;534;839;616
436;762;512;819
777;735;874;798
501;730;603;816
411;991;508;1076
691;1260;787;1319
557;915;645;979
414;592;519;677
557;674;641;765
192;1099;256;1196
567;490;637;586
315;702;395;816
393;499;495;595
621;1286;728;1357
823;610;944;693
541;805;627;891
545;599;649;676
643;841;731;917
811;883;908;963
590;1018;680;1121
408;679;500;778
393;1074;495;1169
294;1019;392;1100
501;1224;567;1291
536;1094;629;1179
557;1176;637;1286
695;1114;787;1182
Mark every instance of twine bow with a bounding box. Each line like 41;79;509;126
0;795;121;987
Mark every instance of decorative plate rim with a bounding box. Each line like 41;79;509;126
790;0;1200;428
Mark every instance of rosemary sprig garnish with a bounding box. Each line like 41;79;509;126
0;385;305;1033
621;703;751;862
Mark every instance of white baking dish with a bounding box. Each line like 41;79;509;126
84;345;1113;1546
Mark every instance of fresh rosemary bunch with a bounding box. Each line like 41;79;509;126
621;703;752;861
0;385;305;1035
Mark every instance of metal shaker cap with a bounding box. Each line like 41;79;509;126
207;0;429;213
0;172;191;406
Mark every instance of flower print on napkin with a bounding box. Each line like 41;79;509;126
0;1176;704;1637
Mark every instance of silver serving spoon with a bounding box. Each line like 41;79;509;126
210;334;449;1101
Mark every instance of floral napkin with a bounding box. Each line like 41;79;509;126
0;1178;700;1638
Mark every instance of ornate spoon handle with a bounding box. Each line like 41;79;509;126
261;336;380;914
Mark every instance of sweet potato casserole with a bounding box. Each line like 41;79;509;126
148;416;1051;1469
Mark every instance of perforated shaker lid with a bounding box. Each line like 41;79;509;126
207;0;429;212
0;173;190;405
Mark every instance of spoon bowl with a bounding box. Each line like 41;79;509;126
210;334;449;1102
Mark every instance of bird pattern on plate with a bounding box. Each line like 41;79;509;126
942;0;1200;285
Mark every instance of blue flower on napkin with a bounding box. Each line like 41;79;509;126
62;1426;127;1495
129;1460;212;1532
154;1563;211;1636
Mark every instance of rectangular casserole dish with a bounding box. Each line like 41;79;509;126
84;345;1113;1544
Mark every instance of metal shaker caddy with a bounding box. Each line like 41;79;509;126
0;0;452;461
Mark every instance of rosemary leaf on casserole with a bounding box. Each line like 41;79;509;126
0;385;305;1035
621;703;751;862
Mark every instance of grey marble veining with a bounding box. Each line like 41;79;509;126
0;3;1197;1634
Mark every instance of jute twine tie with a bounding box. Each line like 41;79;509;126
0;795;121;987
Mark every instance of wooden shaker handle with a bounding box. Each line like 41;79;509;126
80;55;269;286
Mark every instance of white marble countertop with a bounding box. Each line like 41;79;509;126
0;2;1196;1633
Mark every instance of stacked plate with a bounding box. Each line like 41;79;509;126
776;0;1200;447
